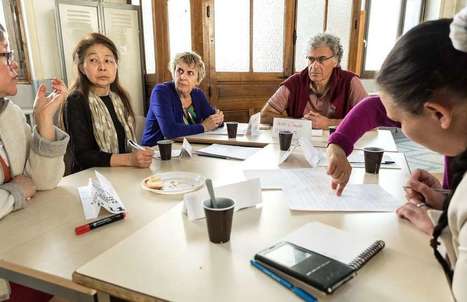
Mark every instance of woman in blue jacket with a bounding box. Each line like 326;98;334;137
141;51;224;146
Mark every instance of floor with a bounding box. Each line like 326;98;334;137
391;128;444;173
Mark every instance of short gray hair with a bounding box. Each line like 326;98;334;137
169;51;206;83
307;33;344;65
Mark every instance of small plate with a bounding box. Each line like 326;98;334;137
141;171;205;195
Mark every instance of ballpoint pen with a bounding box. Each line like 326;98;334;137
250;259;318;302
403;185;452;194
128;139;145;151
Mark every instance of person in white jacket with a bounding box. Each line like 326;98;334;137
0;24;69;301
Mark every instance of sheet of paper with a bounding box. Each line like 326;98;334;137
94;171;126;213
299;136;320;167
272;118;312;143
183;178;262;221
182;137;193;157
284;222;380;265
196;144;262;160
78;171;126;220
278;145;297;165
78;180;100;220
246;112;260;136
317;150;400;169
283;179;400;212
206;123;249;136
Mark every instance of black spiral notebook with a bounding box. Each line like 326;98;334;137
254;222;385;295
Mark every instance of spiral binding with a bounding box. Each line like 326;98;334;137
348;240;385;271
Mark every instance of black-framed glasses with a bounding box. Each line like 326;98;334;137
0;51;15;67
306;55;334;65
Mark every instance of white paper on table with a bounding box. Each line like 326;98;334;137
317;150;400;169
78;171;126;220
183;178;262;221
278;145;297;165
196;144;262;160
272;118;312;143
182;137;193;157
78;181;100;220
246;112;260;136
299;136;321;167
282;169;400;212
207;123;249;136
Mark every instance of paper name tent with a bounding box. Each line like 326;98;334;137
183;178;262;221
78;170;126;220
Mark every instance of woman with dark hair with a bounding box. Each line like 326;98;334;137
0;24;69;301
62;33;153;173
373;12;467;300
325;7;467;235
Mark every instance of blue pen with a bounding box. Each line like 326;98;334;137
250;259;318;302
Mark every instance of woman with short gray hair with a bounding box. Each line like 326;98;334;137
142;51;223;146
260;33;367;128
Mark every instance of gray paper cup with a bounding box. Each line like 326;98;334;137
157;139;173;160
363;147;384;174
278;130;293;151
203;198;235;244
226;122;238;139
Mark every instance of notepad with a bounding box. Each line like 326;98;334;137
255;222;385;294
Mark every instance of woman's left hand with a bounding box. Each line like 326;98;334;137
33;79;68;140
303;111;330;129
396;198;434;235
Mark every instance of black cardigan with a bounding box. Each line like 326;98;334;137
63;90;127;174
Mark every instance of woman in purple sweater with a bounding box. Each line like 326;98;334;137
141;52;223;146
327;95;451;235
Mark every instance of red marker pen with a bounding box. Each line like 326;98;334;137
75;212;127;235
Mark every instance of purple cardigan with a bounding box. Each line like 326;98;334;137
141;81;215;146
328;95;452;189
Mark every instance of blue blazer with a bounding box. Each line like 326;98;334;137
141;81;215;146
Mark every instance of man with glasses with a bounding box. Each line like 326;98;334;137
260;33;367;129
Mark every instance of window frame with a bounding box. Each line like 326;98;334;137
360;0;426;79
1;0;31;83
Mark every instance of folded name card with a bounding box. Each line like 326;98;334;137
183;178;262;221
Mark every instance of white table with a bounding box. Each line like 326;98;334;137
72;146;451;302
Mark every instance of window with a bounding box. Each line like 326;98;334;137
214;0;285;73
362;0;425;77
1;0;30;82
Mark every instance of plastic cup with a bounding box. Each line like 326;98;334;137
363;147;384;174
226;122;238;139
157;140;173;160
278;130;293;151
203;198;235;244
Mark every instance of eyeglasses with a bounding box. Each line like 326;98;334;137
306;55;334;65
0;51;15;67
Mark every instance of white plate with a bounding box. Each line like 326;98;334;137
141;172;205;195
